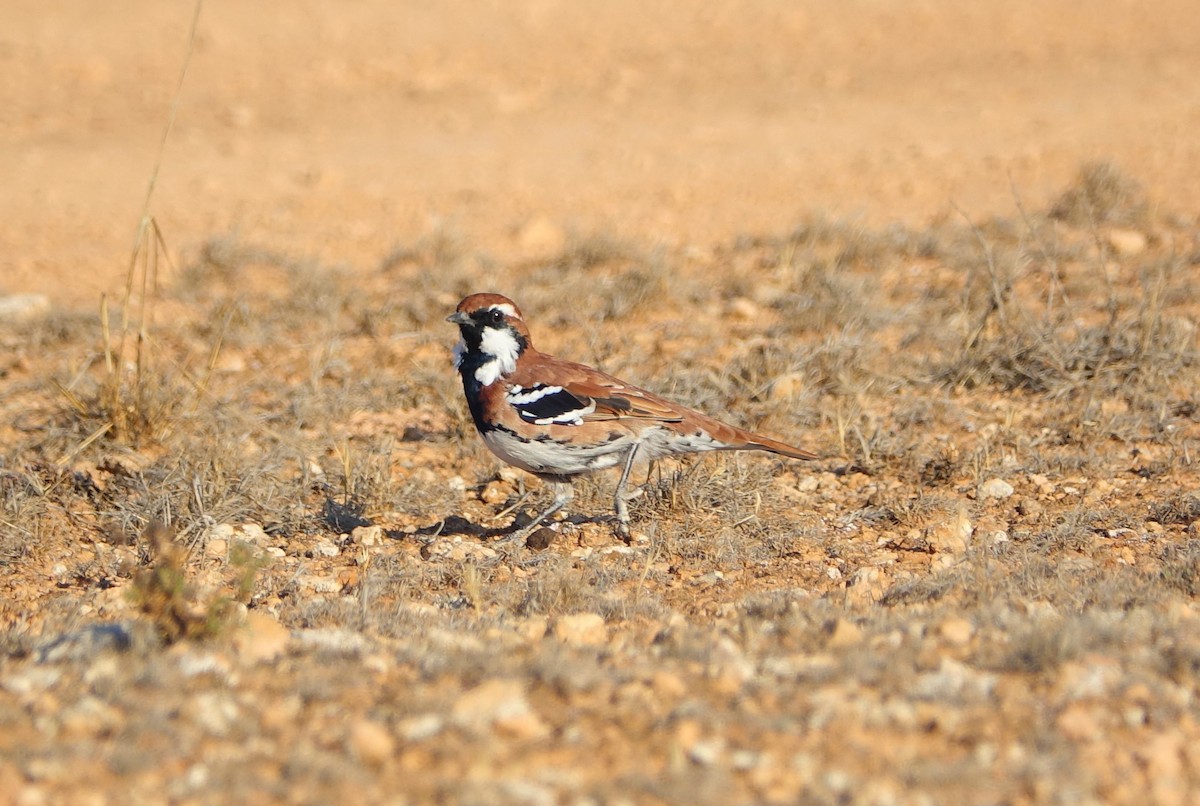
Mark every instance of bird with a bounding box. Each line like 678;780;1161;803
447;292;817;540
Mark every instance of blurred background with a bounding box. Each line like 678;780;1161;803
2;0;1198;303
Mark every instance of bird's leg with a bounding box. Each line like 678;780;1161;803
612;442;642;539
500;478;573;543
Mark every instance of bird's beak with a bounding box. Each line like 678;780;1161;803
446;312;471;326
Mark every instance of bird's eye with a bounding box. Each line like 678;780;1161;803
488;309;505;324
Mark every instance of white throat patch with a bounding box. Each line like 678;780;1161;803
474;326;521;385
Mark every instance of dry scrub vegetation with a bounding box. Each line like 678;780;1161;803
2;165;1199;803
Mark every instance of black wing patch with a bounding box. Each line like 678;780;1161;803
506;384;596;426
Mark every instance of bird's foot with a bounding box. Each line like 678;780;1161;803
611;486;643;543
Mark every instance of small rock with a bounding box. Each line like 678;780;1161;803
211;523;270;546
259;695;302;732
1028;473;1054;494
233;612;290;664
421;537;498;563
795;475;820;492
728;297;762;320
1055;656;1122;701
398;713;444;742
675;718;702;753
293;628;369;656
337;567;361;590
928;505;973;555
984;530;1010;548
204;538;228;559
938;616;975;646
351;525;383;546
688;737;725;766
762;652;834;680
59;696;124;739
175;650;234;680
480;481;511;505
651;670;688;699
711;636;755;689
1141;731;1186;806
1107;228;1147;257
83;656;120;686
0;293;50;322
238;523;270;544
1055;702;1103;742
520;616;548;641
2;666;62;698
979;478;1014;499
525;527;555;551
847;566;890;604
1016;497;1043;517
348;718;395;765
553;612;608;647
297;575;341;593
451;678;548;740
312;538;340;557
730;749;761;771
827;618;862;649
914;657;996;701
186;692;239;737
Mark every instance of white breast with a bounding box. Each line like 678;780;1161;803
482;429;632;477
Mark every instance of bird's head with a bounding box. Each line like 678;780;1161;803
448;293;531;380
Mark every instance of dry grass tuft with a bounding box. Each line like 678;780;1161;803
1149;494;1200;527
53;219;187;450
1158;540;1200;596
942;186;1195;407
0;470;42;565
1049;161;1150;227
128;520;227;642
128;520;264;642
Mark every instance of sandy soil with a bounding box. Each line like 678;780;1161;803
4;0;1199;303
2;2;1200;804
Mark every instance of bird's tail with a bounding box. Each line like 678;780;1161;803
740;433;819;461
705;416;818;461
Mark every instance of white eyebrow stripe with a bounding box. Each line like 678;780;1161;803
487;303;518;318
